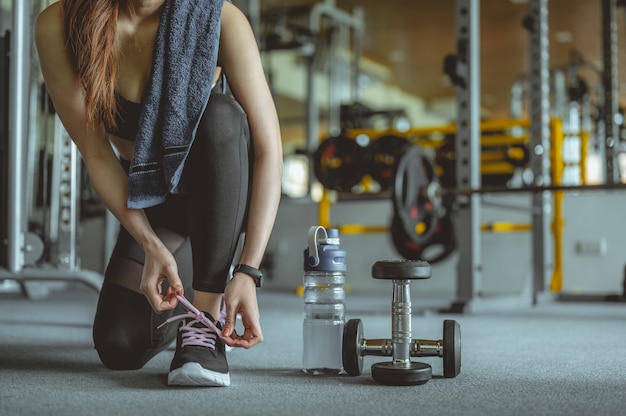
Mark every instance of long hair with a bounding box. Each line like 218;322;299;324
61;0;130;129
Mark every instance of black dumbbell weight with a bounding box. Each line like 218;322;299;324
342;260;462;385
342;319;462;378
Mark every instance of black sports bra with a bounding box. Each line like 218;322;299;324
107;94;142;142
107;74;225;142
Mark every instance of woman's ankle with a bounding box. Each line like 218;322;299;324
192;291;223;320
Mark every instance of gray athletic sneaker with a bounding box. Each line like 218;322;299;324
160;296;230;387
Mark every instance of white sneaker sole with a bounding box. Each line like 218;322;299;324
168;362;231;387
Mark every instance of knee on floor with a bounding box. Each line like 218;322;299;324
94;336;151;371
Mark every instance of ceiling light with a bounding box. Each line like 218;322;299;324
555;31;573;43
440;75;452;87
388;50;406;63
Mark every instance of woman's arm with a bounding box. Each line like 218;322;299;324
34;4;183;312
218;2;283;348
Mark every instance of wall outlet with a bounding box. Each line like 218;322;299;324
575;239;607;256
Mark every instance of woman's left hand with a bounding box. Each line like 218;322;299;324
221;273;263;348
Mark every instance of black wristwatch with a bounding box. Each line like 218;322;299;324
233;264;263;288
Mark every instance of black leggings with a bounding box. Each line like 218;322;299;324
93;85;251;370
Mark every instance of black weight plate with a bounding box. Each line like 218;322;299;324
390;211;457;265
366;135;410;190
371;260;431;280
313;135;366;192
371;361;432;386
393;146;439;245
342;319;364;376
443;319;461;378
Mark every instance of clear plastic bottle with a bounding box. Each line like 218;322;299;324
302;226;346;375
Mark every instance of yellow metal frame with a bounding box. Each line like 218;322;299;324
318;188;389;234
549;118;565;292
346;118;531;139
580;130;589;184
481;222;532;232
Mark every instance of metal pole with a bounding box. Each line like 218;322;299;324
351;8;364;103
528;0;551;303
602;0;619;184
454;0;482;311
7;0;30;272
509;76;526;119
305;51;321;195
328;24;341;136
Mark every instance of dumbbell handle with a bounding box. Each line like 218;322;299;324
360;338;443;358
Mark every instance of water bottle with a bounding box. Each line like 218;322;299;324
302;226;346;375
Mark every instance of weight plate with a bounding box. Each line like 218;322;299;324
393;146;440;245
342;319;364;376
443;319;461;378
371;260;431;280
23;232;45;266
390;211;457;265
371;361;432;386
313;135;366;192
366;135;410;191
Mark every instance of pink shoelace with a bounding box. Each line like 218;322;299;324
158;295;223;349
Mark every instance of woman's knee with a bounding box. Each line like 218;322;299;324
93;330;150;370
92;283;171;370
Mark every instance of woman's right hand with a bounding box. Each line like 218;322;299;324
140;242;184;313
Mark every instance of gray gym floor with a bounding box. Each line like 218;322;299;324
1;284;625;416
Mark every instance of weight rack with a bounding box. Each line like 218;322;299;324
0;1;105;296
315;0;625;312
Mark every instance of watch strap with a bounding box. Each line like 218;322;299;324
233;263;262;288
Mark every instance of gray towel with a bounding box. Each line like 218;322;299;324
127;0;225;209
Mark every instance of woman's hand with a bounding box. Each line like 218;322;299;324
221;273;263;348
140;242;184;313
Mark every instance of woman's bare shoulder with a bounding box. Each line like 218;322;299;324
34;2;64;45
221;1;248;29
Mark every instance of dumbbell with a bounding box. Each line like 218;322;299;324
342;260;461;386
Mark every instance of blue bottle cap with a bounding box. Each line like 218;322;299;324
304;226;346;272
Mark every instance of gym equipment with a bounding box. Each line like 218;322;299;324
313;135;367;192
342;260;461;385
0;31;9;268
1;6;106;297
260;5;319;52
394;143;626;219
434;137;530;188
443;54;466;89
390;211;456;264
340;103;410;131
392;146;441;246
366;134;410;191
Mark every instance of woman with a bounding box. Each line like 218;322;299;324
34;0;282;387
